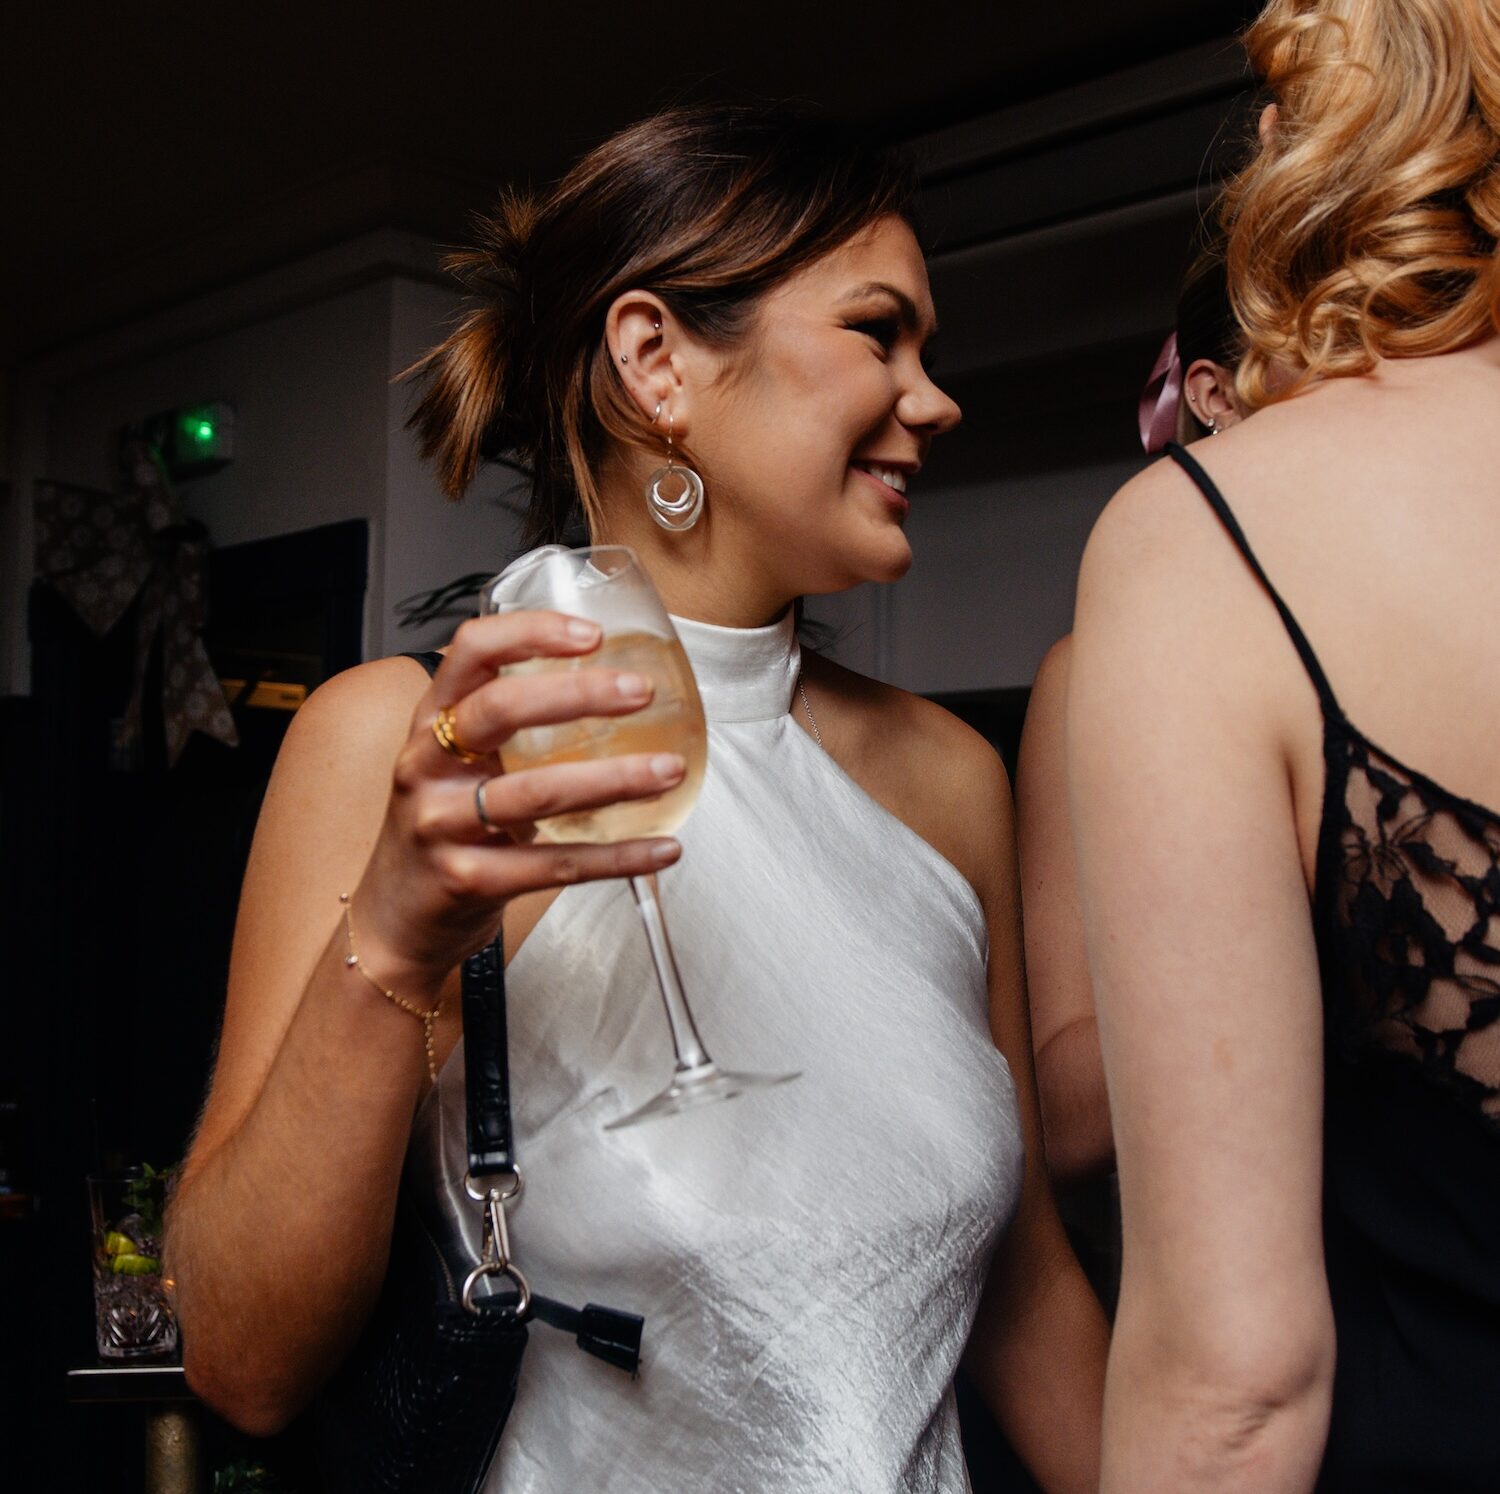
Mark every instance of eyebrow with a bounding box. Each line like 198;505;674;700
840;281;939;339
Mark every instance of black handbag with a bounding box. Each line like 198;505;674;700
313;654;644;1493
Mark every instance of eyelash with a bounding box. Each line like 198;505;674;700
849;316;937;373
850;317;900;351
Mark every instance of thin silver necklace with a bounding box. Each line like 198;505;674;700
797;675;824;749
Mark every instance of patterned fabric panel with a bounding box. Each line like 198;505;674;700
1325;721;1500;1129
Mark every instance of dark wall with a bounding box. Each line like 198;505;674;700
2;520;365;1491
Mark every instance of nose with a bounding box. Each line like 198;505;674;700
898;366;962;437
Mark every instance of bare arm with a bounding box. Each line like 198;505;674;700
1016;635;1113;1186
166;614;686;1434
955;737;1108;1494
1069;465;1335;1491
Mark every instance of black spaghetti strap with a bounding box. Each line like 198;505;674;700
1165;443;1342;719
398;649;444;679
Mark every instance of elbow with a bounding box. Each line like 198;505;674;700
1114;1302;1336;1477
167;1192;340;1437
183;1343;306;1438
1034;1040;1115;1187
1193;1342;1335;1462
1041;1113;1115;1189
1196;1310;1336;1426
176;1284;315;1438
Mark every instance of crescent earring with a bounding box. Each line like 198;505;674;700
644;403;705;532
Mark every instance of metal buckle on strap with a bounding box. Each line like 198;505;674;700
460;1166;531;1320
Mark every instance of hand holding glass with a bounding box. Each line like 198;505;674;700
482;546;797;1128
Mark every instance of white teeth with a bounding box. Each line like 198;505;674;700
860;464;908;494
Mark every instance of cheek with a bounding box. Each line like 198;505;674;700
773;348;890;470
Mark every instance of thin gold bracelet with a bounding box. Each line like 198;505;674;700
339;893;442;1084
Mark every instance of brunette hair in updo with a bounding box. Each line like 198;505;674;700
406;105;919;544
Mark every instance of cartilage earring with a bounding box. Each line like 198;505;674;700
644;403;704;531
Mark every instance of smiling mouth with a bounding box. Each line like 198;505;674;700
851;461;910;497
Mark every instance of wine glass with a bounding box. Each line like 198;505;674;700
481;545;798;1128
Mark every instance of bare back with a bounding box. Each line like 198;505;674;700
1183;340;1500;876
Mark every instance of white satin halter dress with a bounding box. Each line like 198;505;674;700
408;608;1024;1493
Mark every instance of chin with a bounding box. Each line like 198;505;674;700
830;539;913;591
866;531;914;584
790;524;913;597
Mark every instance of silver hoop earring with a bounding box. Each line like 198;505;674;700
645;404;704;532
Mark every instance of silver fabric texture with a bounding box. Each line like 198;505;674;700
408;607;1024;1494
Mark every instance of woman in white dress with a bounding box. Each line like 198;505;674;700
166;106;1107;1491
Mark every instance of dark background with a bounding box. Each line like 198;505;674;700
1;3;1257;1488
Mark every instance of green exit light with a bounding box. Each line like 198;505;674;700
145;398;234;479
180;411;216;444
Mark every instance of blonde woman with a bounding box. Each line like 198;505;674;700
1069;2;1500;1488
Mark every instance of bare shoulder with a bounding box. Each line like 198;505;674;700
1076;450;1285;673
1080;453;1214;584
803;649;1012;905
244;654;435;901
232;652;435;954
273;654;433;783
290;653;434;741
1075;452;1301;766
1026;635;1071;732
1035;631;1072;685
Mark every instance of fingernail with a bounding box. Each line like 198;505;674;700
650;753;685;783
566;618;600;642
651;840;681;865
616;672;651;700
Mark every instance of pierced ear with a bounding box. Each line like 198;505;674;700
1183;359;1238;429
606;292;687;427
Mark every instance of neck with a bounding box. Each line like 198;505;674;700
593;487;795;630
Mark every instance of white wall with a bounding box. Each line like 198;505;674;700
15;272;545;677
1;231;463;695
43;280;394;644
805;456;1143;694
890;458;1143;691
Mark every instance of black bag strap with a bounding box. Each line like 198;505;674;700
460;936;516;1178
399;652;514;1179
397;651;643;1375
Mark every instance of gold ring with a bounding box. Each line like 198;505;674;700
431;705;486;764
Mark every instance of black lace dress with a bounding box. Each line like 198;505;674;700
1170;445;1500;1492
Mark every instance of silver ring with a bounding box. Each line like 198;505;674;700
461;1259;532;1319
475;777;504;836
464;1167;523;1203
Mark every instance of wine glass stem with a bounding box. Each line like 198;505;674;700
629;874;712;1075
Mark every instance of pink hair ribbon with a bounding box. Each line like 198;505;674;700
1137;331;1183;454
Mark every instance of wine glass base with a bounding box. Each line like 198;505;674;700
604;1062;800;1131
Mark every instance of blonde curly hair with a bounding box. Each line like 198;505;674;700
1223;0;1500;409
